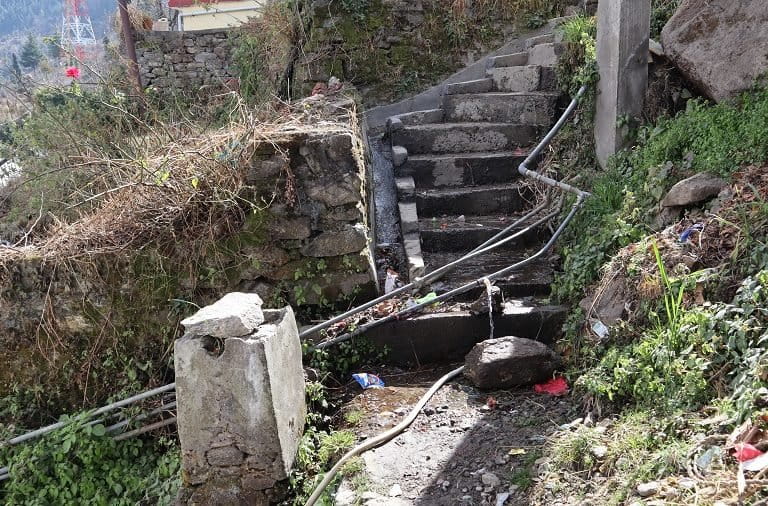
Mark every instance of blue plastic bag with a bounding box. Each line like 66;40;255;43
352;373;385;389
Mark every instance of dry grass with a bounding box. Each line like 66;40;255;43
0;94;358;266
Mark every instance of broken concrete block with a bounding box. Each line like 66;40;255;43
464;336;560;389
175;305;306;502
181;292;264;338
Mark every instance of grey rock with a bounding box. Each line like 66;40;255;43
661;172;728;207
482;472;501;488
269;216;311;240
661;0;768;102
301;223;368;257
464;336;561;389
305;176;362;206
181;292;264;338
636;481;659;497
206;445;245;467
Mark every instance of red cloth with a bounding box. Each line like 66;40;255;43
534;376;569;396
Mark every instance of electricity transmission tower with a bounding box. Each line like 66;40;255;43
61;0;98;61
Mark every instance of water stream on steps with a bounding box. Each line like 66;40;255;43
483;278;495;340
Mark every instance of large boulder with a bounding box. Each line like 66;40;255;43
661;172;728;208
661;0;768;102
464;336;560;389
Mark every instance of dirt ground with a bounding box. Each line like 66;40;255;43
334;365;577;506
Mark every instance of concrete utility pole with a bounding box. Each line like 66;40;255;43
594;0;650;168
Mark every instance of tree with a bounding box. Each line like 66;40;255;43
10;53;22;79
43;35;62;60
19;34;43;70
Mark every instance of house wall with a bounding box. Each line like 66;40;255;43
173;0;263;31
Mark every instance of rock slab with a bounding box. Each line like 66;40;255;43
181;292;264;338
661;172;727;208
661;0;768;102
464;336;560;389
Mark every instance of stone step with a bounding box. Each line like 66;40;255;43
364;301;567;366
415;183;530;217
395;176;416;200
403;232;425;281
524;32;556;49
396;150;529;188
388;108;444;127
444;92;560;125
527;42;565;66
445;78;494;96
391;122;543;155
423;249;555;298
488;65;558;92
491;51;529;68
418;214;546;252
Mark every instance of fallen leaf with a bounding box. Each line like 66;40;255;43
508;448;527;456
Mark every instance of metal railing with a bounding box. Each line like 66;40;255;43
0;85;590;480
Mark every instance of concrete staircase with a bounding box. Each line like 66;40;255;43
372;31;569;365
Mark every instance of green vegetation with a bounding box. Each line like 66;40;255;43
19;34;43;70
0;414;180;505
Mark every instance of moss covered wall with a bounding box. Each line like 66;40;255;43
0;96;376;427
296;0;570;105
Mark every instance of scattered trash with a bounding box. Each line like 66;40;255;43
384;269;399;294
495;492;510;506
742;452;768;472
733;442;764;462
591;319;609;339
486;396;497;410
534;376;569;396
415;292;438;305
373;299;399;318
695;446;722;471
456;215;466;223
679;223;704;242
507;448;527;456
352;373;385;389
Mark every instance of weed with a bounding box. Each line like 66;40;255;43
344;409;364;426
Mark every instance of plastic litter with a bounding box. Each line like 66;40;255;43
743;451;768;472
696;446;722;471
679;223;703;243
352;373;385;389
591;319;609;339
415;292;438;305
384;269;399;294
534;376;569;396
734;442;764;462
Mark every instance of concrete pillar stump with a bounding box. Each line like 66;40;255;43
174;293;306;505
595;0;650;168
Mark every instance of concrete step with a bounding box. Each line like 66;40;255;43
403;232;425;281
444;92;560;125
527;42;565;66
445;78;494;95
391;122;543;155
488;65;558;92
396;150;529;188
395;176;415;200
388;108;444;127
423;249;555;298
415;183;530;217
365;301;567;366
491;52;528;68
418;214;546;252
524;32;556;49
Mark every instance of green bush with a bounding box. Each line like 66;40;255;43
0;414;180;505
577;271;768;417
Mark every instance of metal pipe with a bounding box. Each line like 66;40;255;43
518;85;590;198
106;402;177;435
113;417;177;442
3;383;176;446
305;366;465;505
299;199;553;340
314;195;585;350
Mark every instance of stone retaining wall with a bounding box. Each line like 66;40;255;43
135;29;237;91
